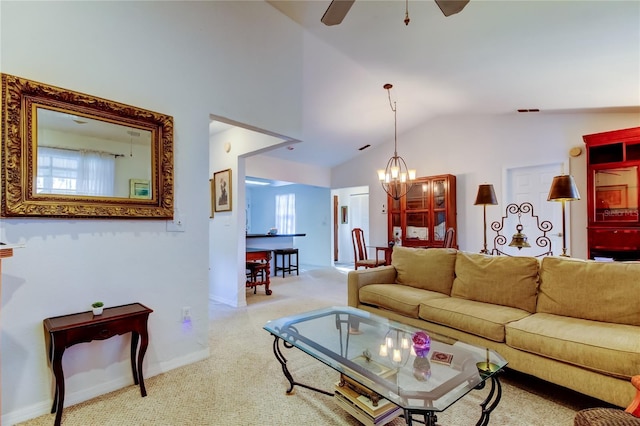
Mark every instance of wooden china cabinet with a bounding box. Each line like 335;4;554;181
387;174;457;248
583;127;640;260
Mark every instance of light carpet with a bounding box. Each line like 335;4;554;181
19;266;607;425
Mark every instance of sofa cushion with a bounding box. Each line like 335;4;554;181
392;246;457;295
537;256;640;326
506;312;640;378
451;252;539;313
360;284;449;318
419;297;532;342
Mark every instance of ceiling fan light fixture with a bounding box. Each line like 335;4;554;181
404;0;410;25
321;0;470;26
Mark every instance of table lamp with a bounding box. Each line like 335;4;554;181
547;174;580;257
474;184;498;254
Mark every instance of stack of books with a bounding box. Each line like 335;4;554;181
333;375;402;426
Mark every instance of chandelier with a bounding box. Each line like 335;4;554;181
377;84;416;200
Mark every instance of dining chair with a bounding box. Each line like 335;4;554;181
443;227;456;248
352;228;386;270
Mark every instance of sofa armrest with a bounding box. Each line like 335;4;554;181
347;265;397;307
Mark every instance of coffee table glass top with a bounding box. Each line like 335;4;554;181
264;306;507;412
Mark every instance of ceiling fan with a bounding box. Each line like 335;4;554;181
321;0;470;26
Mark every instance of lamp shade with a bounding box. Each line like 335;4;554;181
547;175;581;201
474;184;498;205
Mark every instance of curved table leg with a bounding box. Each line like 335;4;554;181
271;335;332;396
476;374;503;426
51;348;65;426
404;410;438;426
131;331;140;385
137;326;150;397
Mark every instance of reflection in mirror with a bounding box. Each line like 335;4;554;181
36;108;152;198
1;73;173;218
594;166;639;222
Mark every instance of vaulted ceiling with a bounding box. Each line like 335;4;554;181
262;0;640;168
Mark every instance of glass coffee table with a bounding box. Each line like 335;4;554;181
264;306;507;426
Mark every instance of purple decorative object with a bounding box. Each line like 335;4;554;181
412;331;431;357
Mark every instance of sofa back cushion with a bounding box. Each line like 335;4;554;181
537;256;640;326
451;252;539;313
392;247;457;295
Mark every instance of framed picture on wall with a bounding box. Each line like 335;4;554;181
129;179;151;199
596;184;628;209
341;206;348;224
209;178;215;218
213;169;232;212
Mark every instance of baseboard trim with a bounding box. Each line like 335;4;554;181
2;348;210;426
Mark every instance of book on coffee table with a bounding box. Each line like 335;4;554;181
334;380;397;418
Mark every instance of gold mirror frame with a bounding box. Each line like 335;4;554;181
1;74;173;218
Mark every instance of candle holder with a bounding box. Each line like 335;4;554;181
379;329;412;367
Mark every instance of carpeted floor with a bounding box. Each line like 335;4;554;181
19;265;610;425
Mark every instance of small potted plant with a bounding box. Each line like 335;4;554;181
92;301;104;315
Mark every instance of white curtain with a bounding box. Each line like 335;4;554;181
275;193;296;234
37;147;116;196
77;150;115;195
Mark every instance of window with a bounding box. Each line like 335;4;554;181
275;193;295;234
37;147;116;196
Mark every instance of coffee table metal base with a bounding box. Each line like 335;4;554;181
270;334;503;426
272;335;333;397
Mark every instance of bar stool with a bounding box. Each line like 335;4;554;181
273;248;299;277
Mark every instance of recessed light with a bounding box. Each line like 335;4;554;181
286;146;294;151
245;179;270;186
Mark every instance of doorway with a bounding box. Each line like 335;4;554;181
332;186;369;265
503;162;566;256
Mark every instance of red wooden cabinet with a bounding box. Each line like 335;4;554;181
387;174;457;248
583;127;640;260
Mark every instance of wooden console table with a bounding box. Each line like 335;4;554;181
246;248;272;295
43;303;153;426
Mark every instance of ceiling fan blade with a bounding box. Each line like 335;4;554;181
321;0;355;26
434;0;470;17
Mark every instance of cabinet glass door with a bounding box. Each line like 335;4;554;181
390;212;402;243
434;211;446;241
406;212;429;243
406;183;429;210
593;166;639;223
433;179;446;209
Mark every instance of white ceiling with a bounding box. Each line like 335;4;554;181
260;0;640;168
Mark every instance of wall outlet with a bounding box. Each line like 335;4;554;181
181;306;191;322
167;217;185;232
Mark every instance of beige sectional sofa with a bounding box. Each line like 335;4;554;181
347;246;640;408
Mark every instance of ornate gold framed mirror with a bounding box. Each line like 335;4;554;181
1;74;173;218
